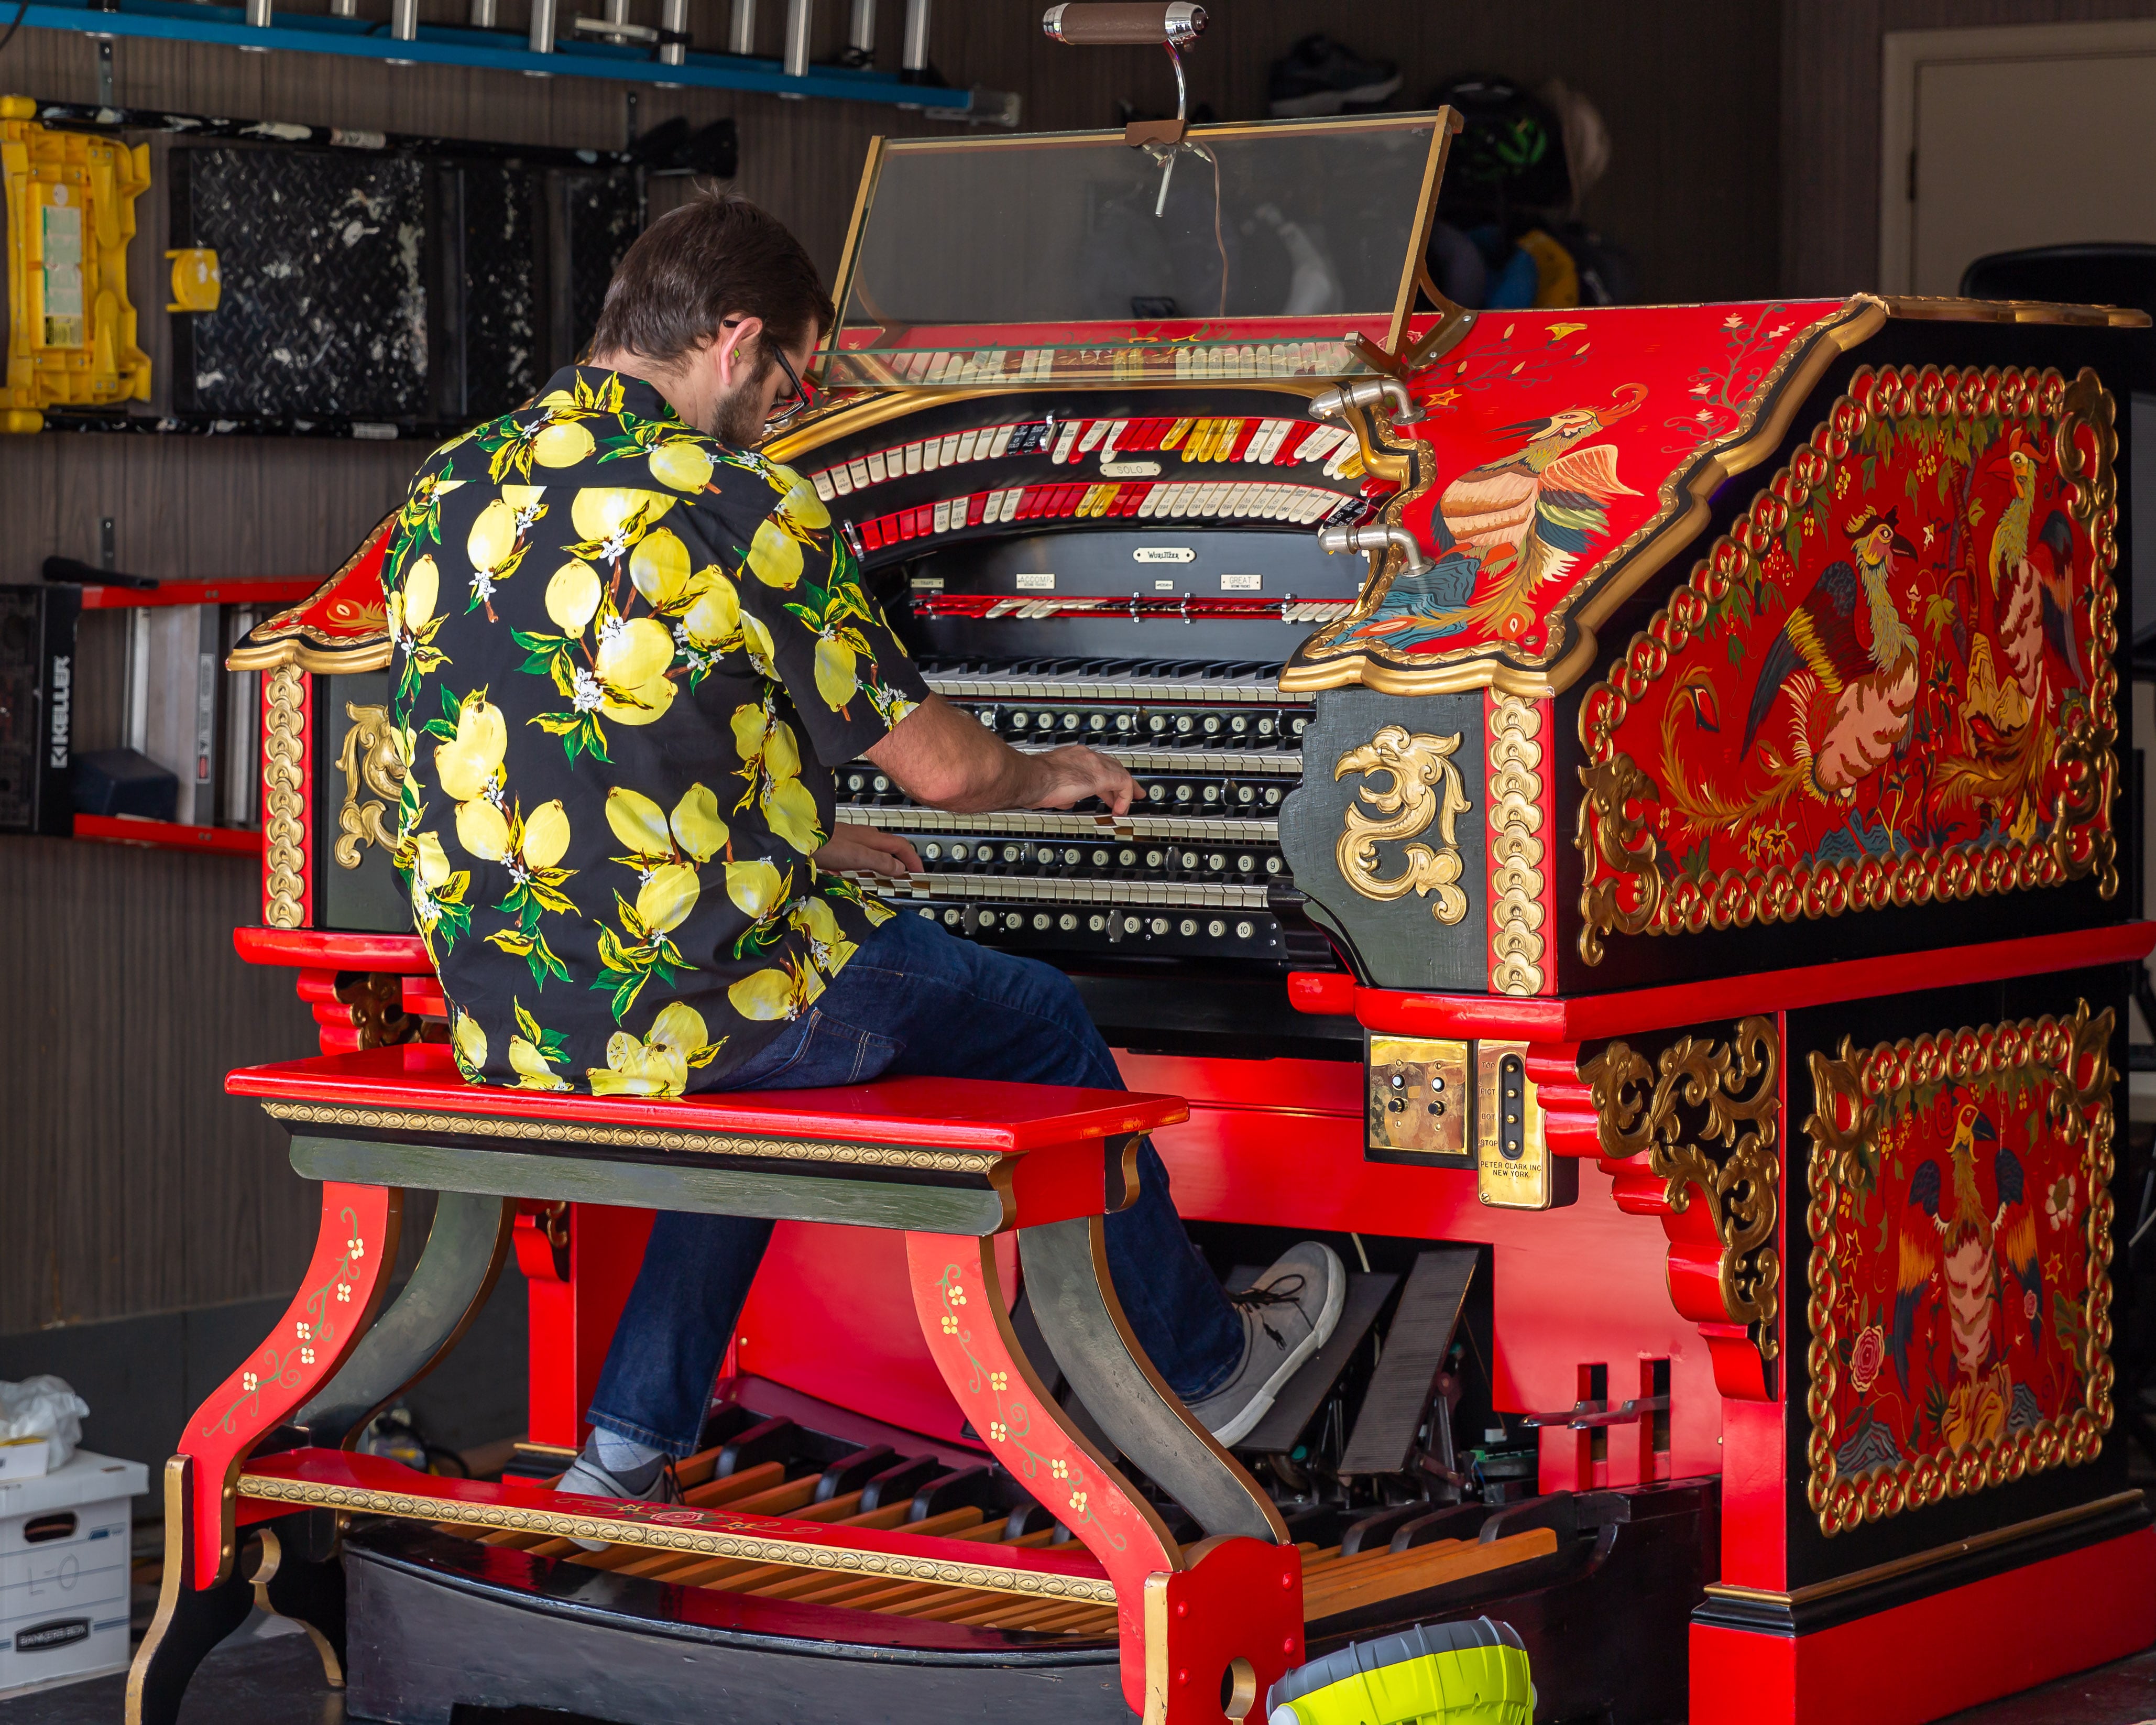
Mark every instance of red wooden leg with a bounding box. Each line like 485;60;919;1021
182;1182;402;1585
905;1230;1179;1714
905;1230;1302;1722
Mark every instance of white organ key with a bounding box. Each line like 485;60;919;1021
1076;420;1109;456
812;470;837;502
1174;347;1193;379
1323;440;1359;481
1239;344;1257;377
932;499;952;533
1050;421;1080;465
939;433;960;465
830;464;856;496
989;424;1015;458
1137;485;1164;519
1257;483;1285;520
956;428;980;463
1222;482;1250;517
866;450;890;484
904;441;925;476
920;438;941;472
998;489;1021;523
1253;419;1288;464
927;352;955;384
1097;418;1129;458
1299;424;1343;463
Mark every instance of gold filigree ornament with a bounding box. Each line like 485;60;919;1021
1579;1016;1781;1375
333;702;406;870
1334;725;1473;924
1575;365;2120;965
1801;1002;2116;1538
264;665;308;930
1487;694;1547;993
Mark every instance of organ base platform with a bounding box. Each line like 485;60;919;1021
337;1382;1720;1725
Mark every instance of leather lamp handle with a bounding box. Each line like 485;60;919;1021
1042;3;1205;47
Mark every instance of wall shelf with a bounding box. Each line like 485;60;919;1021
17;0;1012;116
73;813;262;855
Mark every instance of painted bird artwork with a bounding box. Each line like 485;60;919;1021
1740;508;1920;801
1966;429;2082;739
1888;1102;2042;1451
1434;383;1646;638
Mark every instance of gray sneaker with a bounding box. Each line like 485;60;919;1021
1184;1242;1347;1447
554;1446;682;1551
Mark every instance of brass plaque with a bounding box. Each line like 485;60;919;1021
1475;1041;1569;1209
1366;1034;1471;1164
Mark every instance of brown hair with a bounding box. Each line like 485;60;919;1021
589;190;835;367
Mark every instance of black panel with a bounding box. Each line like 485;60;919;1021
458;161;545;419
554;168;640;368
315;670;411;935
172;148;433;420
1278;687;1488;990
1779;962;2135;1591
0;586;79;835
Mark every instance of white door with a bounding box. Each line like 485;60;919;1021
1880;20;2156;296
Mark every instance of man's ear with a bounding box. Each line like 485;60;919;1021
712;314;763;389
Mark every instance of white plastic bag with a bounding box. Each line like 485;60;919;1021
0;1375;89;1472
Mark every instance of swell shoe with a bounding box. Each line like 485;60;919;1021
554;1436;682;1550
1184;1241;1347;1447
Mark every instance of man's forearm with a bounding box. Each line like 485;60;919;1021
863;694;1132;813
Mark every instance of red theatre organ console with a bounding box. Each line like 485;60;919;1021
132;112;2154;1725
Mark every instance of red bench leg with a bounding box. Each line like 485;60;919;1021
905;1226;1301;1722
126;1183;401;1725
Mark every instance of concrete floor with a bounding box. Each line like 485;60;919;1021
8;1607;2154;1725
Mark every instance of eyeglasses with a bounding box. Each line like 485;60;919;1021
720;318;816;431
766;341;816;430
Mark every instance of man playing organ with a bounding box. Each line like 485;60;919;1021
380;189;1347;1506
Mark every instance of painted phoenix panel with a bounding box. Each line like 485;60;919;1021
1802;1005;2116;1536
1577;366;2119;963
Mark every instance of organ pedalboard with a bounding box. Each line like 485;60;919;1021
778;388;1375;977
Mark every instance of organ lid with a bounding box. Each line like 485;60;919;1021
819;112;1457;392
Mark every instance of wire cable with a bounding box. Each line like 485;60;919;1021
0;0;35;59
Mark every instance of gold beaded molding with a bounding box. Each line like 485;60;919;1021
235;1472;1115;1601
263;665;308;930
1487;694;1548;995
263;1101;1000;1174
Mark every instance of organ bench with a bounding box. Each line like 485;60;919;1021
129;1049;1301;1725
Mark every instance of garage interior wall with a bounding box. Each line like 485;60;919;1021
1779;0;2156;294
4;1;1788;1340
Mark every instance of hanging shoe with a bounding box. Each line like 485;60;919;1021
1184;1241;1347;1447
1267;35;1403;119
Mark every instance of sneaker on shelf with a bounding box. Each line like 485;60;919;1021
553;1442;682;1551
1267;35;1403;119
1185;1241;1347;1447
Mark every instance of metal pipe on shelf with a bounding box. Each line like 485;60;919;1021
900;0;928;70
467;0;496;24
782;0;812;79
242;0;271;33
528;0;559;56
329;0;357;17
847;0;873;54
727;0;756;52
660;0;688;65
390;0;419;44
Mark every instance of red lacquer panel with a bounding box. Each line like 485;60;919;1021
1580;365;2120;962
1802;1003;2116;1536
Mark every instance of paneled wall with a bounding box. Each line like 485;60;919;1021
1779;0;2156;295
0;1;1781;1335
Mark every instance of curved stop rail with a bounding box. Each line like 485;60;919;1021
126;1046;1298;1725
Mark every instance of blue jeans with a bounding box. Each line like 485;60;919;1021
585;911;1246;1456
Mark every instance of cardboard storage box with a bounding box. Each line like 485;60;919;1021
0;1450;146;1699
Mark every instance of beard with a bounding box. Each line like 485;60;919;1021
706;352;775;446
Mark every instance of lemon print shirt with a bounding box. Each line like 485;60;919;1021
382;366;927;1097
